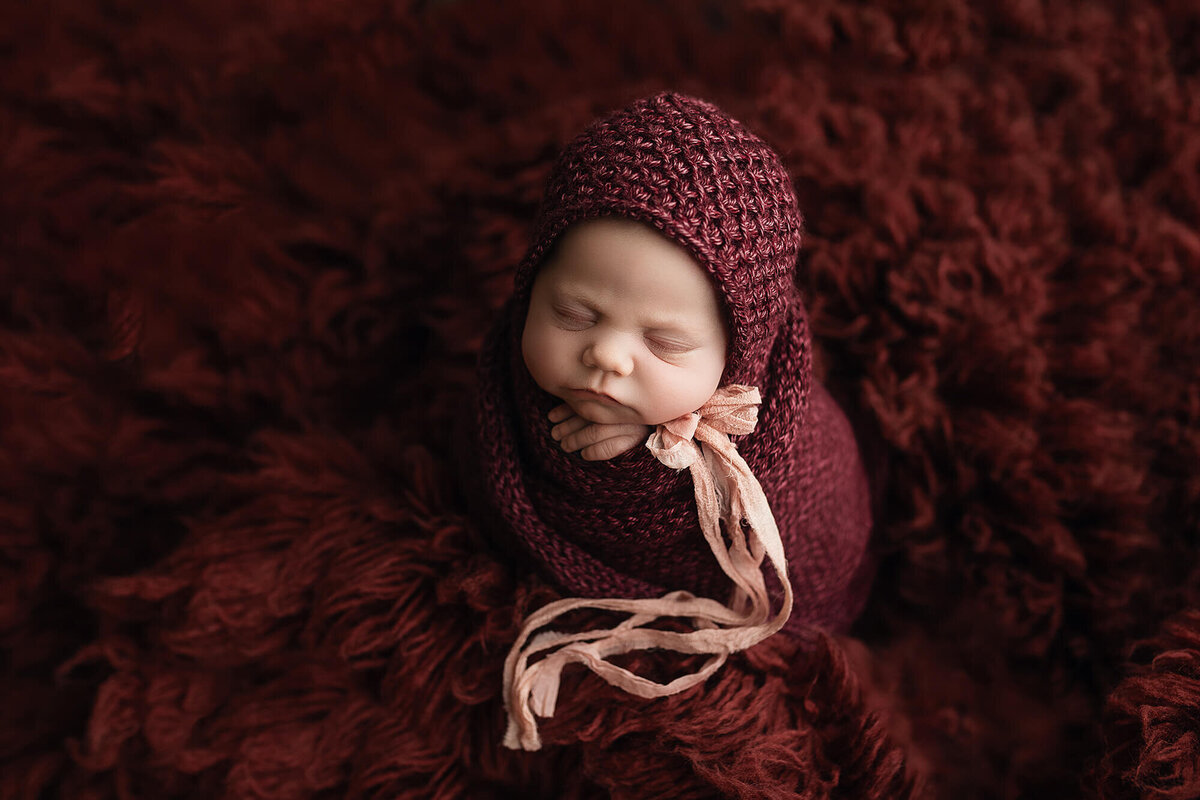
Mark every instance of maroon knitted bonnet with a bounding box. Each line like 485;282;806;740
469;92;873;636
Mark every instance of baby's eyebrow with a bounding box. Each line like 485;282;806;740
550;288;600;312
643;318;700;334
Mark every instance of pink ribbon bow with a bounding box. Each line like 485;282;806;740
502;384;793;751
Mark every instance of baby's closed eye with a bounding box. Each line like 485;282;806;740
552;303;595;330
645;334;698;356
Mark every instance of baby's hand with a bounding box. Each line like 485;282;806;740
548;404;651;461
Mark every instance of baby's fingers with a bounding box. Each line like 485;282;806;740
548;404;574;424
556;422;650;459
559;422;645;453
550;414;589;442
580;433;645;461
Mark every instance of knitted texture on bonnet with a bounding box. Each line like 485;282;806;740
469;93;873;636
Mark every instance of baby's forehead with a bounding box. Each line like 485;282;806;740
543;217;708;279
533;217;729;335
543;217;702;277
551;216;674;252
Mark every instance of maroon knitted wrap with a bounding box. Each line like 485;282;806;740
469;93;873;635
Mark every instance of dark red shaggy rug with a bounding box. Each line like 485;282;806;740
3;1;1198;797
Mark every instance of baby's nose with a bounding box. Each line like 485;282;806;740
583;335;634;376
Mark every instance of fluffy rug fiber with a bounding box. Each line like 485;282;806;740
2;1;1198;797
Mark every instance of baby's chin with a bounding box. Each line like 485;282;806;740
560;395;705;427
561;396;645;426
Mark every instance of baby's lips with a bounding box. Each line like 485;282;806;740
567;387;622;407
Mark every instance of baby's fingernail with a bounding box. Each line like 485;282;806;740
550;426;562;440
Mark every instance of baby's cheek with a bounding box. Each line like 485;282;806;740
522;322;559;386
633;367;683;424
669;362;722;419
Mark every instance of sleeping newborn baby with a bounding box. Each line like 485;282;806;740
523;217;729;457
463;92;875;749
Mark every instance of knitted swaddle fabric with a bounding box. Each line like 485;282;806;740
467;91;873;644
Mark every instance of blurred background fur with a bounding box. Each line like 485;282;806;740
2;1;1198;797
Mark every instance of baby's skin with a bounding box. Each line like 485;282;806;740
521;217;729;461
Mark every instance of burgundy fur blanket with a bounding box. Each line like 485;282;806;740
3;1;1198;797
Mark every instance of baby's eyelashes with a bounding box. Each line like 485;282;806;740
552;304;595;330
644;335;697;356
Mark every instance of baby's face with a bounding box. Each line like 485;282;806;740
522;218;727;427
